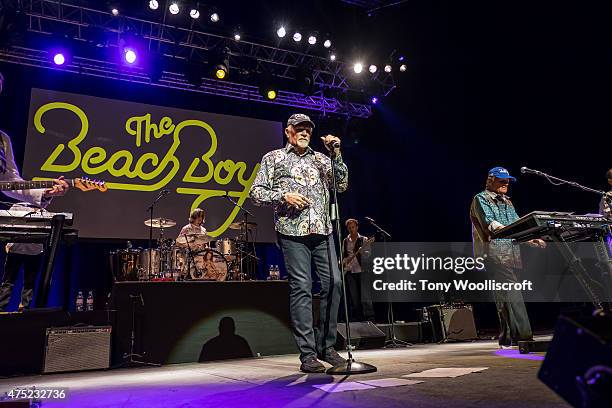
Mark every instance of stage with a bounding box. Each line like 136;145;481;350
0;338;566;408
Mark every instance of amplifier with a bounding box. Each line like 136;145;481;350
427;304;478;342
43;326;112;374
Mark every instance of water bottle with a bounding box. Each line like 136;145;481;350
267;264;274;280
274;265;280;280
422;307;430;322
86;290;94;311
76;291;84;312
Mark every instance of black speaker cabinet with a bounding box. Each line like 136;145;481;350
335;321;386;350
43;326;112;374
538;315;612;408
376;322;422;343
427;304;478;342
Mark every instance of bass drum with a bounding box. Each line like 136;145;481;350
109;249;141;281
188;249;228;281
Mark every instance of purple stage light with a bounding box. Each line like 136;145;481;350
124;49;137;64
371;97;378;104
53;53;66;65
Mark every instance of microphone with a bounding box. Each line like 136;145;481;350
331;141;341;149
520;167;541;175
365;216;375;224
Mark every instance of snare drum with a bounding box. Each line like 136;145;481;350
215;238;237;260
109;249;141;281
189;249;228;281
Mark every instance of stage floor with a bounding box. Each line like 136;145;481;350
0;338;567;408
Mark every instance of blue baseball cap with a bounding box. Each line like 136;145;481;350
488;166;516;182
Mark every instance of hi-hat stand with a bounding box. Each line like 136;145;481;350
225;194;259;280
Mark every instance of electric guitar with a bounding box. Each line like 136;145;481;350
342;235;375;269
0;177;108;193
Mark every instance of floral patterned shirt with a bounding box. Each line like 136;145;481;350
250;143;348;236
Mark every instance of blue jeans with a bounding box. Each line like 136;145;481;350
278;233;342;362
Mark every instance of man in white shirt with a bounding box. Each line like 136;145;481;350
342;219;374;322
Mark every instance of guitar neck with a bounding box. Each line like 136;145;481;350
0;179;73;192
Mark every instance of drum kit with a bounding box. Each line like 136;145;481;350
109;217;258;282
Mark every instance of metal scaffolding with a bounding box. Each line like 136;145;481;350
0;0;397;118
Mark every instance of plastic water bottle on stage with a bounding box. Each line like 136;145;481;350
86;291;94;311
76;291;84;312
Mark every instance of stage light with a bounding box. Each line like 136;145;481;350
308;35;317;45
369;64;377;73
234;33;241;41
210;12;219;23
330;54;336;61
371;97;378;104
124;48;137;64
266;90;277;100
399;64;407;72
111;8;119;16
169;2;179;15
259;72;279;100
398;55;405;62
190;9;200;19
293;32;302;42
295;65;315;95
277;26;286;38
323;39;332;48
211;47;230;80
215;66;227;79
384;64;392;73
53;53;65;65
353;63;363;74
148;0;159;10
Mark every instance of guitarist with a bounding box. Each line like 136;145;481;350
0;70;70;311
342;219;375;322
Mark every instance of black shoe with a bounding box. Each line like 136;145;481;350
300;357;326;373
319;349;347;367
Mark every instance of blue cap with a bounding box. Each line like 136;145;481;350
488;166;516;181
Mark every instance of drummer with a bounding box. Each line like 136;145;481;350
178;208;207;238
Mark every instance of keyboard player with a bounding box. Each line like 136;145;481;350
0;70;70;311
469;166;545;348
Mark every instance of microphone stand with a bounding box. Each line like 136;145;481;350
367;219;410;348
326;144;377;376
225;195;259;279
145;191;168;280
523;168;612;208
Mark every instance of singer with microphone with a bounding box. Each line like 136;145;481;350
250;113;348;373
469;166;545;348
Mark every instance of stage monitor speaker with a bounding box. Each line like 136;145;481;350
335;322;386;350
43;326;112;374
427;304;478;342
376;322;422;343
538;315;612;408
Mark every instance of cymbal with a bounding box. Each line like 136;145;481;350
175;234;212;246
144;218;177;228
228;221;257;230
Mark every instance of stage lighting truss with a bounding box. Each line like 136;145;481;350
5;0;387;117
